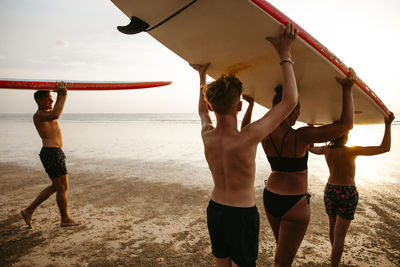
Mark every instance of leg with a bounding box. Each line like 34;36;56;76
21;183;57;228
324;184;338;246
328;215;336;245
215;257;232;267
274;196;311;267
330;216;351;267
263;189;282;243
53;174;81;227
265;210;281;243
214;257;242;267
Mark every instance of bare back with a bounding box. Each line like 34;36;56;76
324;147;357;186
33;111;63;148
263;127;309;195
193;24;299;208
202;127;258;207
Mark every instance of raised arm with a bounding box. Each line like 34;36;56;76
241;95;254;130
308;146;327;155
190;63;213;132
299;68;355;144
242;23;298;142
37;81;68;121
349;112;395;156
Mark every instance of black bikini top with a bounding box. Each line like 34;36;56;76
266;130;308;172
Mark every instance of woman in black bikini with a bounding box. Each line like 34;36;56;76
241;68;356;265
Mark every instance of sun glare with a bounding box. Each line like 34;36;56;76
346;124;384;147
347;124;389;185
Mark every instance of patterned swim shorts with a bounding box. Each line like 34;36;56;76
324;183;358;220
39;147;67;179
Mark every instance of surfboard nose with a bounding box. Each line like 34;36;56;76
117;16;149;34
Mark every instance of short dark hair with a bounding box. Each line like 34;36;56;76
34;90;49;101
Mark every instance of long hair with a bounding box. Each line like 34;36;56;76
272;85;282;106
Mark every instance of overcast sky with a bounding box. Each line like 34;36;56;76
0;0;399;114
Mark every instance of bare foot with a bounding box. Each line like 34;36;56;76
61;218;82;227
21;209;32;229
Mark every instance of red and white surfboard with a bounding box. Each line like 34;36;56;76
0;79;172;91
112;0;390;124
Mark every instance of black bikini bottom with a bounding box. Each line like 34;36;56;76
263;188;311;217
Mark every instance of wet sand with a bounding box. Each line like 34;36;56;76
0;160;399;266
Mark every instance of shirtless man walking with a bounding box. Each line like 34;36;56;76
21;81;81;228
191;23;298;267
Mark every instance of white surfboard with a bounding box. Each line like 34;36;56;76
112;0;390;124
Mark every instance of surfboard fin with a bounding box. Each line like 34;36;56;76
117;16;149;34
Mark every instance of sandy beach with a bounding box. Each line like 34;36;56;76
1;157;399;266
1;114;399;266
1;0;400;265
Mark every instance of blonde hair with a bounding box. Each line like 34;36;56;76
204;74;243;115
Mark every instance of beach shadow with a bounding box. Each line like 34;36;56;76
0;214;46;266
368;203;400;264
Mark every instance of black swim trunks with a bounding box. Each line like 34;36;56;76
39;147;67;179
207;200;259;267
324;183;358;220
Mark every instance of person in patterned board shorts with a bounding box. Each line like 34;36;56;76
309;112;395;267
20;81;82;228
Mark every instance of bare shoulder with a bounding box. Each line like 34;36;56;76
34;109;54;122
201;124;214;136
294;126;314;146
346;146;361;152
33;110;42;122
201;125;216;140
346;146;364;154
203;124;215;131
333;146;358;158
322;146;345;156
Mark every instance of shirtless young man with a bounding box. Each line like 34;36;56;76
191;23;298;267
309;112;395;267
21;81;81;228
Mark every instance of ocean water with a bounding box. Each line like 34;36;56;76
0;113;399;188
